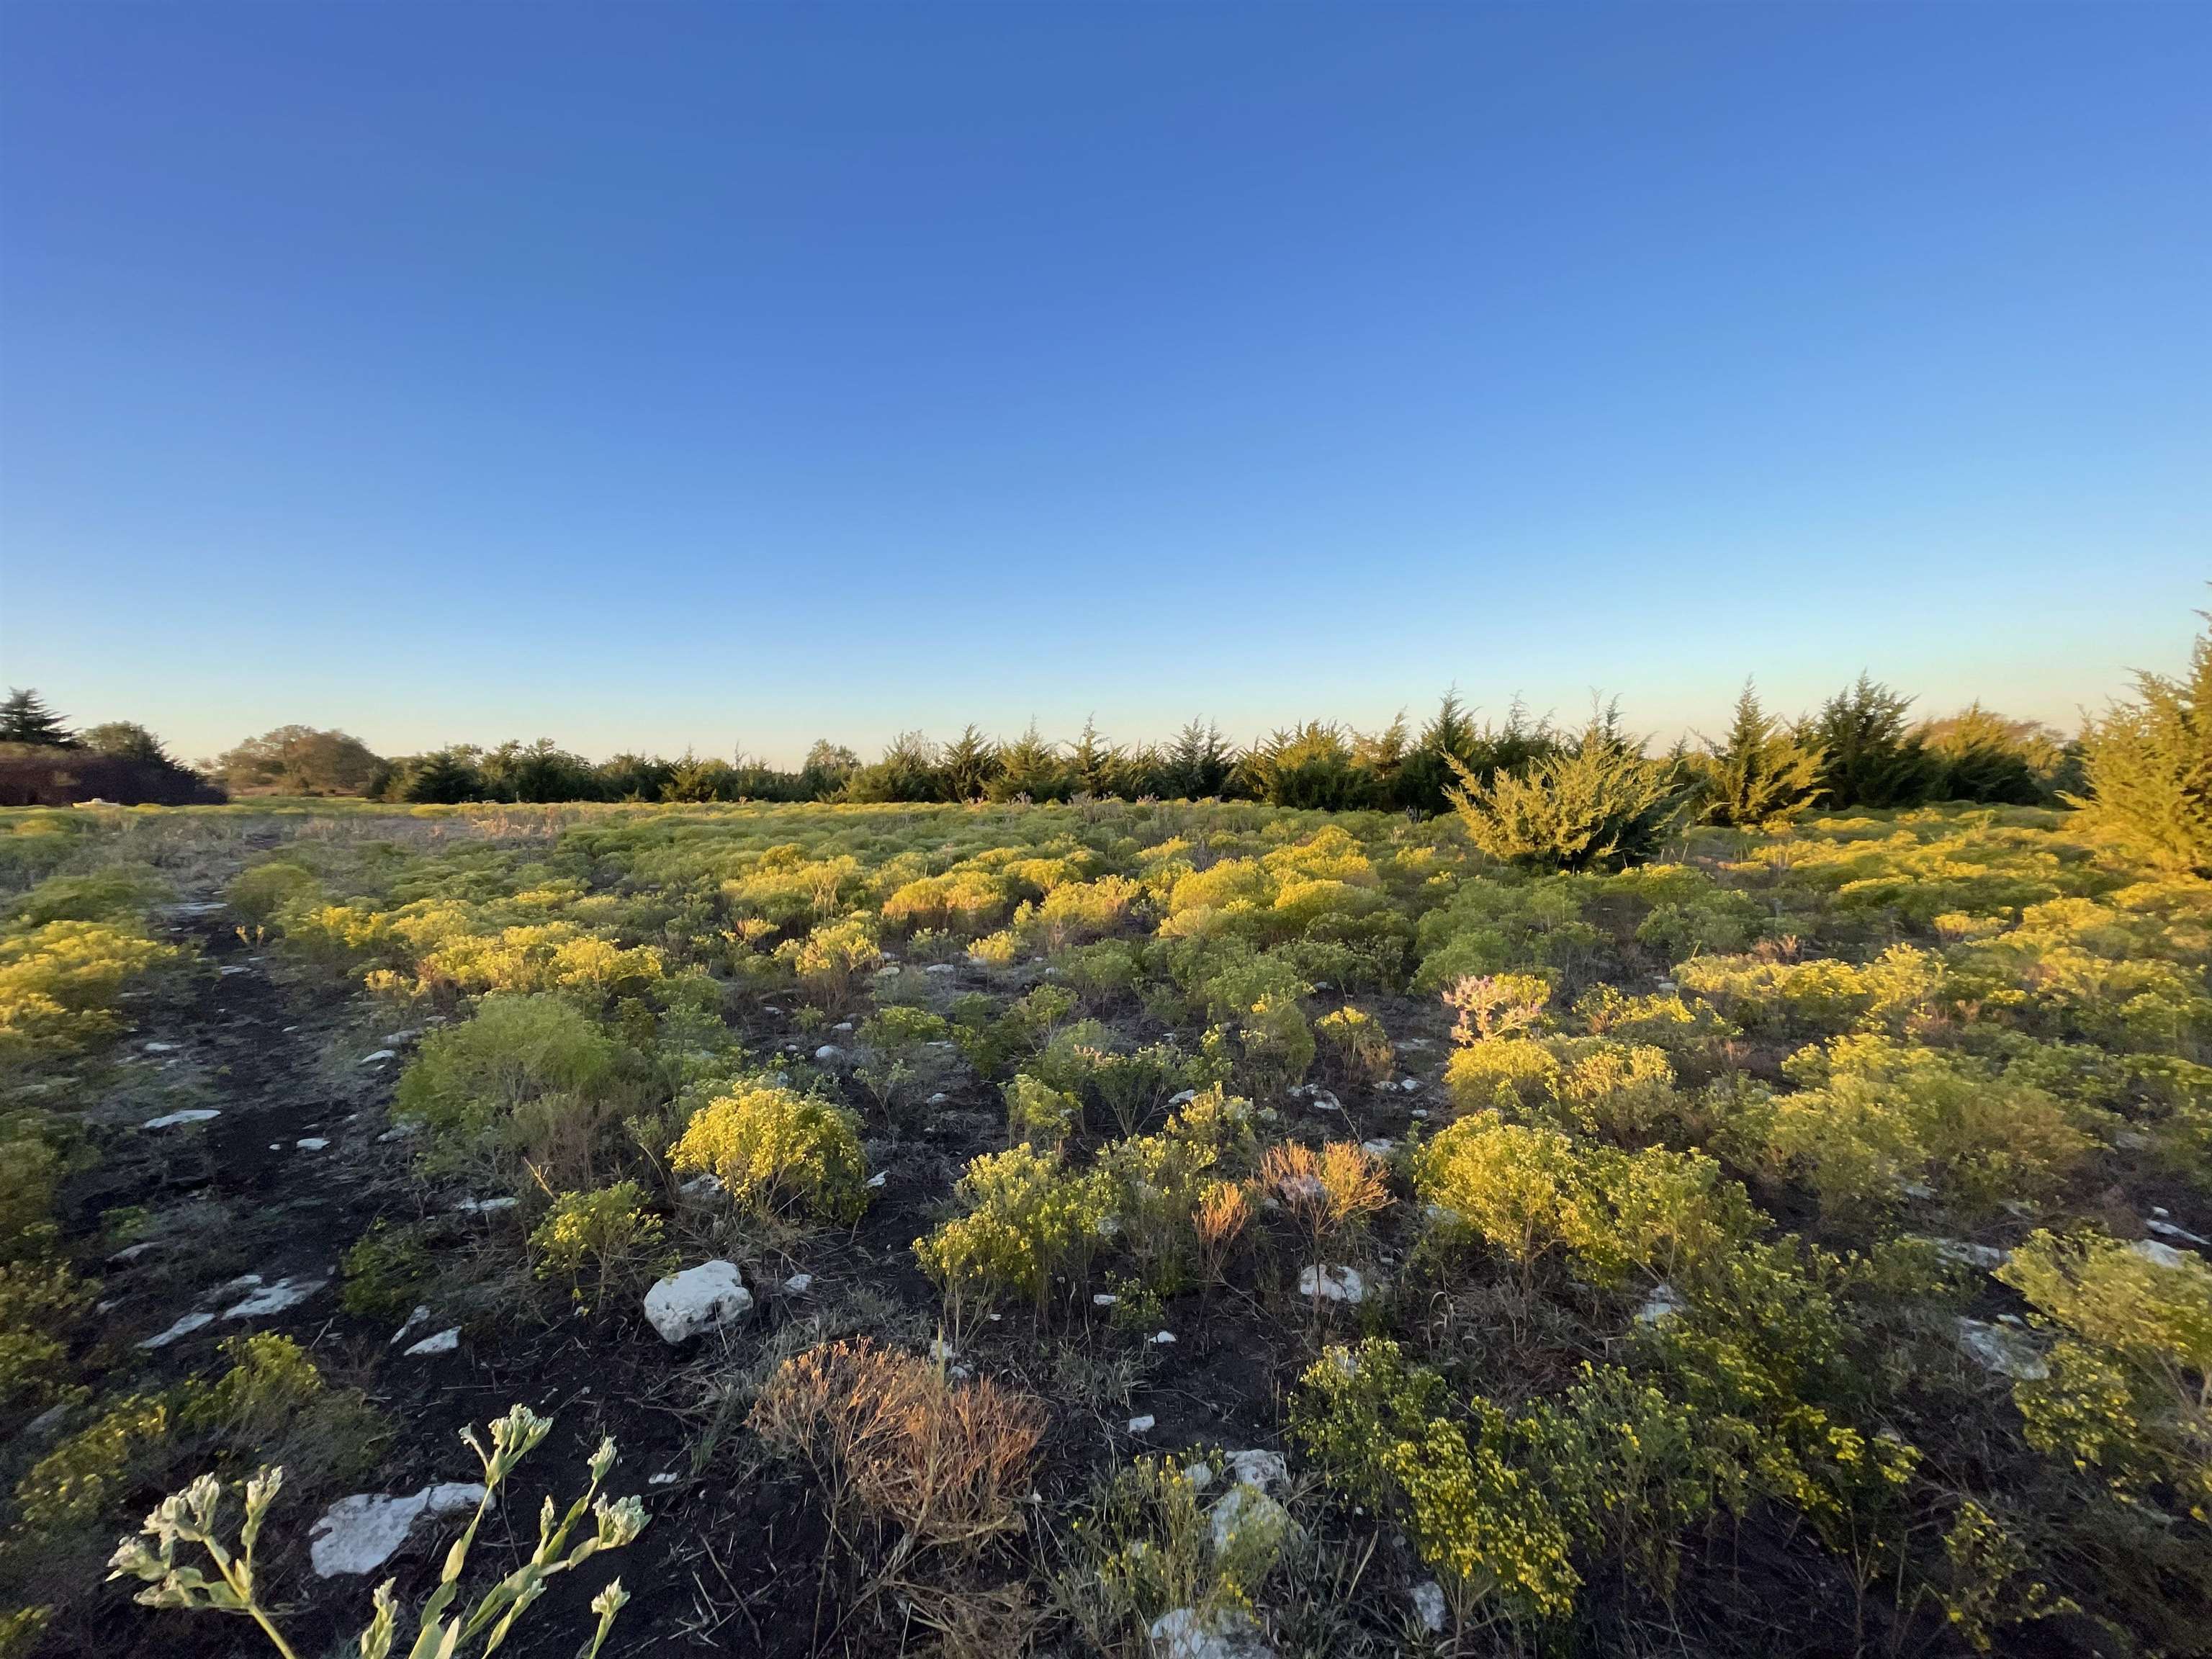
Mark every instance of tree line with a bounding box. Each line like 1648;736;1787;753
1;678;2082;819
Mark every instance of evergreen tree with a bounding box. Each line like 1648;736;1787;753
1922;704;2064;805
1399;692;1484;817
403;748;486;804
2072;613;2212;876
1692;683;1825;828
940;724;1002;801
1068;718;1123;799
1160;719;1236;800
0;688;76;747
797;740;860;801
847;732;945;803
989;725;1073;802
1811;675;1938;809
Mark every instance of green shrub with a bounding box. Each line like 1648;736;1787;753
1446;716;1687;873
530;1181;673;1308
1998;1231;2212;1520
669;1080;869;1223
913;1144;1112;1313
1313;1006;1394;1087
1692;684;1825;829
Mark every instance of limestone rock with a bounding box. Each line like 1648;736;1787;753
643;1260;753;1344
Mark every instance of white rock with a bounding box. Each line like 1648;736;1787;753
679;1173;724;1198
1412;1580;1447;1634
390;1305;432;1346
144;1109;220;1130
225;1275;328;1318
1168;1089;1197;1106
833;1020;855;1032
814;1045;844;1062
926;1091;950;1105
867;1171;887;1188
1225;1449;1287;1491
925;963;956;975
309;1483;487;1577
1184;1462;1213;1490
377;1123;420;1143
295;1137;330;1151
1928;1238;2010;1272
782;1272;814;1295
1149;1329;1177;1345
143;1041;179;1054
108;1241;163;1264
1092;1292;1119;1306
360;1049;397;1065
140;1310;215;1349
218;964;249;976
1208;1480;1294;1559
403;1327;461;1356
643;1261;753;1344
1398;1077;1420;1093
1298;1264;1365;1304
1128;1413;1156;1434
1956;1318;2048;1381
649;1472;680;1486
454;1195;518;1215
1148;1606;1270;1659
2131;1238;2195;1270
1359;1139;1396;1158
2146;1217;2212;1246
1636;1282;1686;1324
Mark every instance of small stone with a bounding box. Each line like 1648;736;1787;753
1148;1606;1269;1659
390;1305;432;1346
1398;1077;1420;1093
2131;1238;2193;1270
832;1020;855;1032
1128;1413;1156;1434
1928;1238;2010;1272
925;963;956;975
1208;1480;1294;1559
867;1171;887;1188
1359;1138;1395;1158
1635;1282;1686;1324
1413;1580;1447;1632
1149;1329;1177;1345
642;1261;753;1344
1226;1449;1287;1491
107;1241;163;1264
309;1483;487;1578
1093;1292;1119;1306
143;1041;179;1054
144;1109;220;1129
1298;1264;1365;1304
403;1327;461;1357
377;1123;421;1143
1956;1317;2048;1381
781;1272;814;1295
926;1091;949;1105
296;1137;330;1151
360;1049;397;1065
225;1274;328;1318
814;1045;843;1062
455;1196;519;1215
679;1173;724;1199
140;1310;215;1349
2146;1217;2212;1246
649;1472;680;1486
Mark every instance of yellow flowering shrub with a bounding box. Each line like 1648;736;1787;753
669;1081;869;1223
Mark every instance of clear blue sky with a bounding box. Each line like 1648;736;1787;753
2;4;2206;765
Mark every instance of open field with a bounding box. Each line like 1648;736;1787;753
1;796;2208;1659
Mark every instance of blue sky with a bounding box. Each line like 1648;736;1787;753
2;4;2205;765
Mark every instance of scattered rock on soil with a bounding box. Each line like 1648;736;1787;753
1298;1264;1365;1304
642;1260;753;1344
308;1483;487;1577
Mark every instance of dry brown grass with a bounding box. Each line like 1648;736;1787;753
750;1337;1046;1553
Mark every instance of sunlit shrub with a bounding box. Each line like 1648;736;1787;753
1676;945;1943;1038
1998;1231;2212;1520
0;920;177;1058
669;1080;869;1223
225;861;321;925
916;1146;1106;1312
1771;1035;2096;1218
1003;1073;1082;1151
775;915;883;1008
1313;1005;1394;1086
530;1180;672;1308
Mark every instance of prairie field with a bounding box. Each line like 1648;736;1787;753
1;791;2206;1659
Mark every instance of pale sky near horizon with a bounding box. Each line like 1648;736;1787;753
1;4;2206;765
